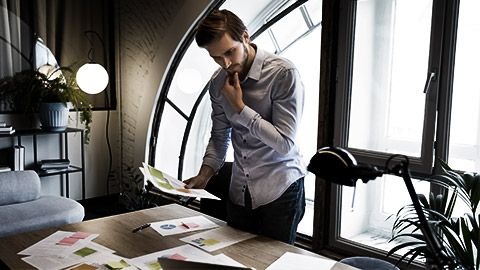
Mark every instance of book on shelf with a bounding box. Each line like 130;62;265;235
38;166;72;174
18;145;25;171
0;125;13;132
0;166;11;172
13;146;20;171
38;159;70;169
0;129;15;135
0;122;6;127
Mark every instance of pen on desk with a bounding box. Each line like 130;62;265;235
132;223;151;233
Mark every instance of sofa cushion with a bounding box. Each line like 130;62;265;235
0;195;85;237
0;171;40;206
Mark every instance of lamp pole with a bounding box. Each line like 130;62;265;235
387;156;455;269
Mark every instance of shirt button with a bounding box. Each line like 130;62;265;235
243;156;246;159
246;174;249;178
243;139;246;143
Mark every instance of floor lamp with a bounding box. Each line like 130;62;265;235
76;30;112;195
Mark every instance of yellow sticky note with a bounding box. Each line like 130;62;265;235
146;260;162;270
200;238;220;246
106;260;130;269
70;263;98;270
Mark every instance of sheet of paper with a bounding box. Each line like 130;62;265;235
180;226;255;252
140;163;220;200
212;253;247;268
128;244;218;270
66;253;137;270
18;231;99;257
266;252;337;270
21;241;115;270
151;215;220;236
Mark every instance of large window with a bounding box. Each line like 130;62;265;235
332;0;480;263
150;0;322;238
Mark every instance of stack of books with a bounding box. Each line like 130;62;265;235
0;122;15;134
38;159;70;173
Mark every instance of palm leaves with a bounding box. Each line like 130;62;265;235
388;161;480;269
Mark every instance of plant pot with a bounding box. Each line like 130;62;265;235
39;102;70;131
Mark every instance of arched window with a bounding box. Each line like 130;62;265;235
149;0;322;237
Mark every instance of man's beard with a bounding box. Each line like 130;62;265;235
226;43;249;76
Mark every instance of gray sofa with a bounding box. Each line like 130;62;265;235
0;170;85;237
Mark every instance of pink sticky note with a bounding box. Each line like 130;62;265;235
56;237;79;246
168;253;187;261
71;232;91;239
181;222;200;229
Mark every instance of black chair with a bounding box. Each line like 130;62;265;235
200;162;232;221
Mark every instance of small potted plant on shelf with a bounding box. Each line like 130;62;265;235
388;160;479;269
0;65;92;143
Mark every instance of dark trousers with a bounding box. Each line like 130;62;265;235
226;177;305;245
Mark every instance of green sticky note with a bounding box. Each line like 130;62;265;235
74;247;97;257
146;260;162;270
200;238;220;246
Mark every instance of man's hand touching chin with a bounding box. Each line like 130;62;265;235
221;72;245;114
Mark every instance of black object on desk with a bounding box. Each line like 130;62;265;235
132;223;151;233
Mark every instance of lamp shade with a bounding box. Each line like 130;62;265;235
76;63;109;94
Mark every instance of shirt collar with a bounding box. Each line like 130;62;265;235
243;43;263;82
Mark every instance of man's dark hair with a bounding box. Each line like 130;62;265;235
195;9;247;48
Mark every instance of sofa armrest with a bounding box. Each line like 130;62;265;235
0;170;41;206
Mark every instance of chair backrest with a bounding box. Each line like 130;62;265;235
0;170;41;206
201;162;232;221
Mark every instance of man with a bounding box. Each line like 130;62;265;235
184;9;306;245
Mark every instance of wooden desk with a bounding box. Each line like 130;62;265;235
0;204;354;270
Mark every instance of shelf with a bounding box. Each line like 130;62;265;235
0;128;85;200
36;165;83;177
0;128;84;138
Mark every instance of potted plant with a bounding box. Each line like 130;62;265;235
388;160;480;269
0;65;92;143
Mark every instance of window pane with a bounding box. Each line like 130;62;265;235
448;0;480;172
348;0;433;157
341;176;430;251
154;104;187;178
281;24;321;236
168;45;217;114
270;9;309;51
304;0;322;26
252;31;276;53
183;94;212;180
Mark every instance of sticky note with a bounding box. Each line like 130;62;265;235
70;263;98;270
200;238;220;246
74;247;97;257
71;232;91;239
168;253;187;261
56;237;79;246
106;260;130;269
145;261;161;270
181;222;199;229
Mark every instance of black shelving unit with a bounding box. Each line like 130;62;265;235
0;128;86;200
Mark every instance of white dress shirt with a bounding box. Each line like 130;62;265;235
202;46;306;209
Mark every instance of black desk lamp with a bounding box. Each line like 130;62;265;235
307;146;456;269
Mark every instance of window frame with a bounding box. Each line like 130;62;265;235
323;0;461;265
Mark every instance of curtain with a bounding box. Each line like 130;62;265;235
0;0;114;110
0;0;35;78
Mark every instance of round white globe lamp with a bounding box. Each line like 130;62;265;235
76;63;109;94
